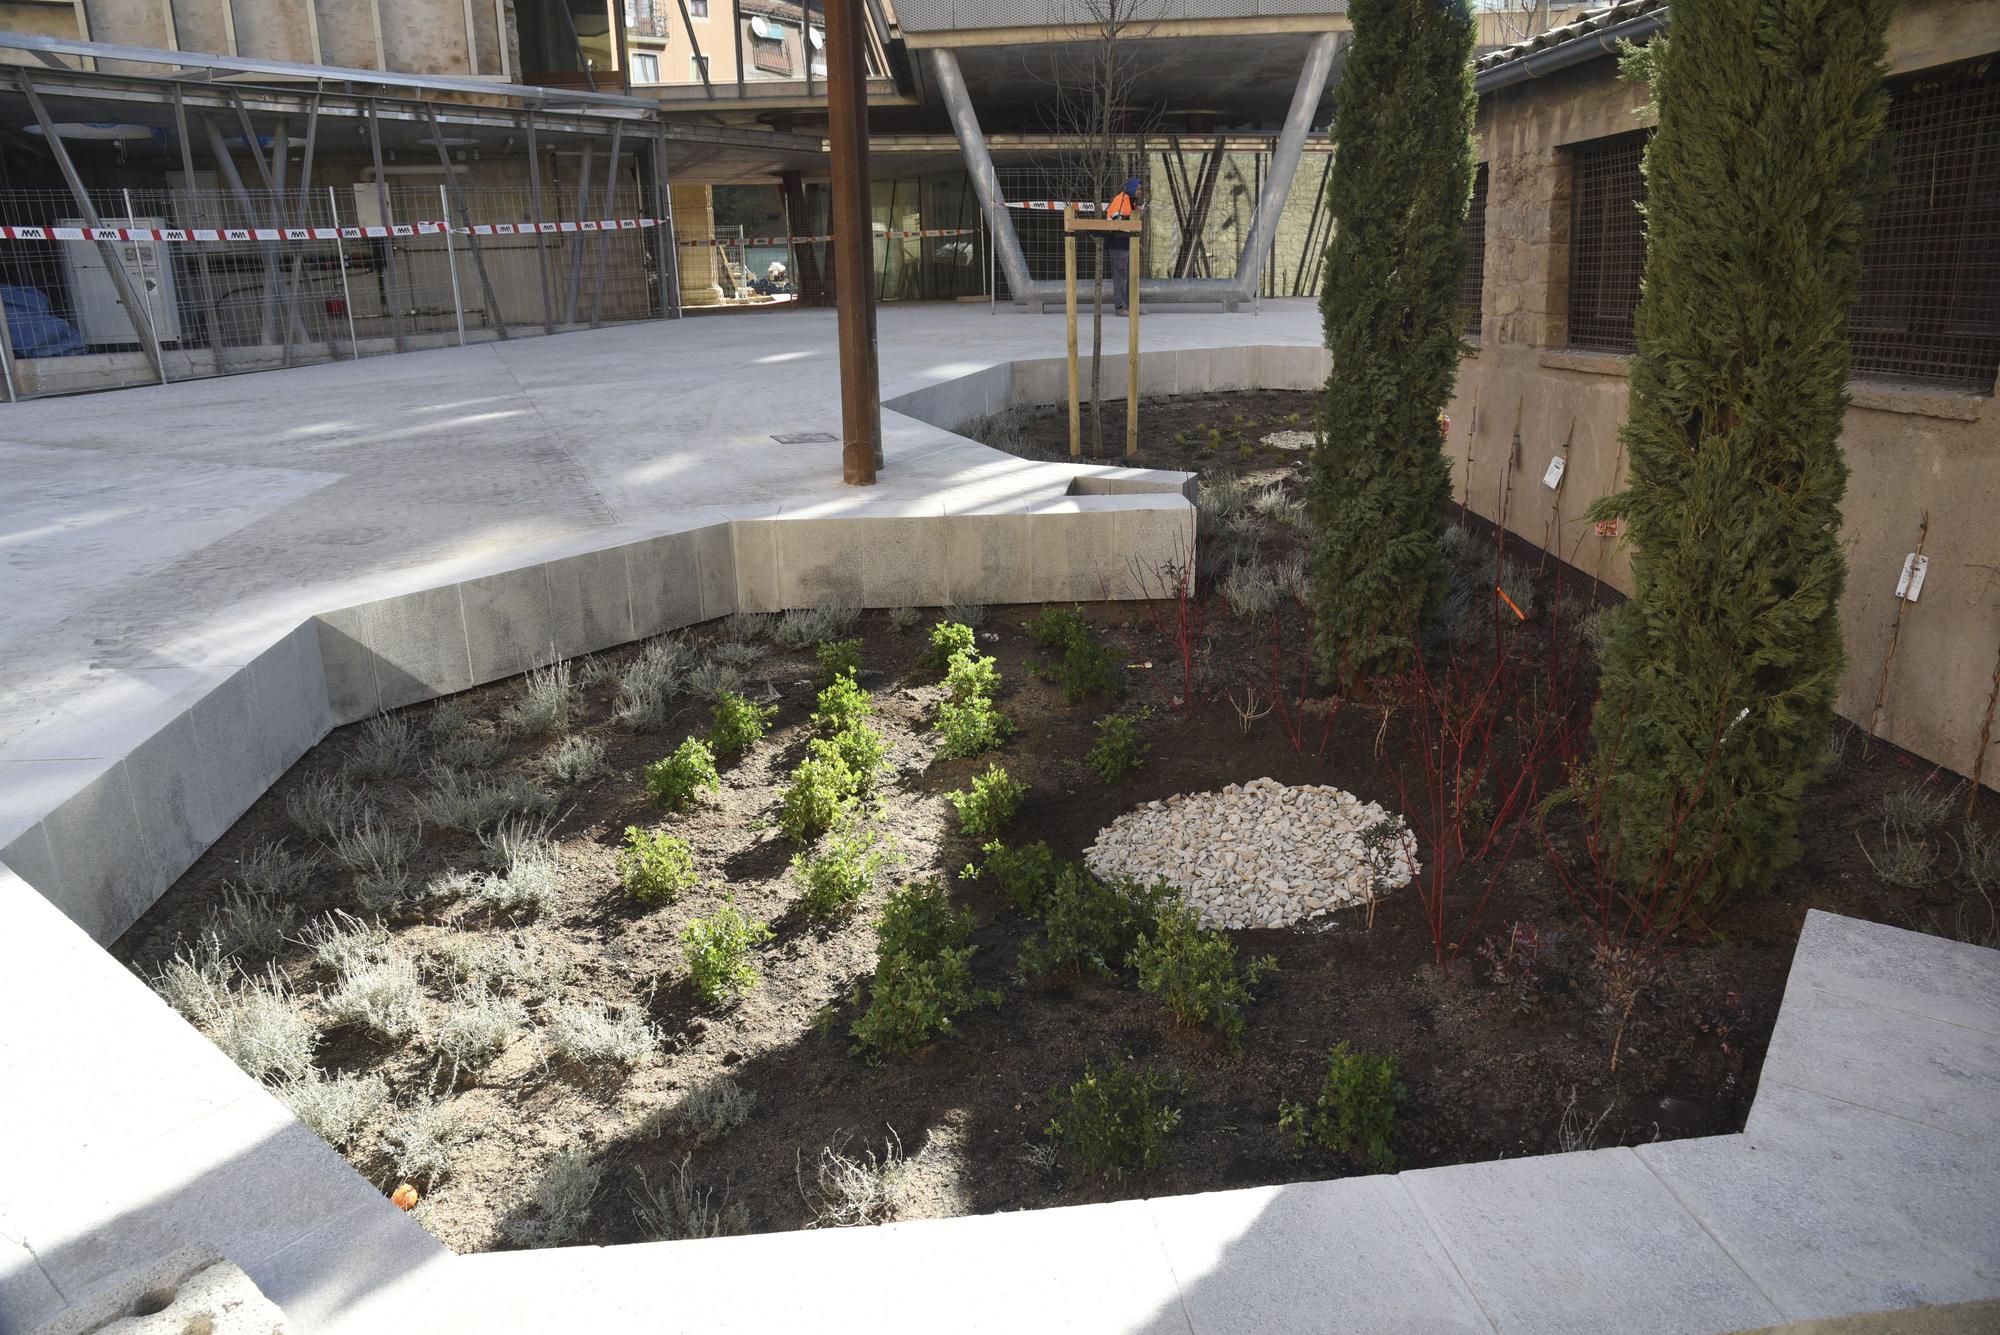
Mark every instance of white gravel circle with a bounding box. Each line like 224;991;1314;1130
1261;429;1315;451
1083;777;1420;930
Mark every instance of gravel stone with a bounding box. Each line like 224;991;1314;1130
1083;777;1418;930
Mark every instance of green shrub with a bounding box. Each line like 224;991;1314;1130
1027;605;1089;653
779;755;860;845
934;694;1011;760
1278;1042;1401;1170
944;648;1001;704
645;738;720;811
811;673;873;734
946;764;1026;839
1129;902;1278;1051
1028;606;1125;703
851;881;999;1059
921;621;977;671
618;827;699;904
815;639;864;689
1054;635;1125;703
1086;712;1150;782
709;691;777;760
1017;865;1172;980
792;821;886;924
968;839;1058;915
1045;1061;1181;1184
811;721;887;791
680;897;774;1005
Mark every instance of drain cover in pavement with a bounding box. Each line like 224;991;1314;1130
771;431;838;445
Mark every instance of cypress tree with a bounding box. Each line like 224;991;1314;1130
1590;0;1893;899
1310;0;1476;683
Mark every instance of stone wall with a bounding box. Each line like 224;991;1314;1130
1448;0;2000;788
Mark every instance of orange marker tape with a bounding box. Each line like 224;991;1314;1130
1496;586;1527;621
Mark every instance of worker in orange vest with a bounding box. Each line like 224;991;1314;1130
1107;175;1142;314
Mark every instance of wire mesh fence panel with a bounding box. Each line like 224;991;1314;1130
0;179;661;399
993;147;1334;304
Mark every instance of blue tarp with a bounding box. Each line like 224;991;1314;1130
3;284;85;357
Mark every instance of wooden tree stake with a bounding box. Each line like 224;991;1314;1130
1126;226;1140;457
1065;203;1080;459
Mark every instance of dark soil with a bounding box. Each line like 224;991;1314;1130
115;388;2000;1253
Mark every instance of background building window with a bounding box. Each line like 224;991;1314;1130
1462;163;1489;339
691;53;710;81
630;51;660;82
1850;60;2000;390
690;0;709;16
1566;130;1649;353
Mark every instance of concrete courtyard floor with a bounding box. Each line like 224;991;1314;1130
0;301;1319;758
2;305;1997;1333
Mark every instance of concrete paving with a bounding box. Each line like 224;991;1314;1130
0;303;1319;756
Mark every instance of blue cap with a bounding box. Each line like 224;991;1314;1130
1123;176;1143;196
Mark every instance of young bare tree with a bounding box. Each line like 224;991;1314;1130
1030;0;1164;457
1480;0;1555;47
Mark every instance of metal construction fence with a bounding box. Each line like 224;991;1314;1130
0;182;663;399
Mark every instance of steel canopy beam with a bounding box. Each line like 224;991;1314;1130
930;34;1339;309
0;30;659;109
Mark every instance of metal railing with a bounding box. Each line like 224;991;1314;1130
0;184;660;399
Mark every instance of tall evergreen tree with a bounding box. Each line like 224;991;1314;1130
1310;0;1476;684
1590;0;1893;899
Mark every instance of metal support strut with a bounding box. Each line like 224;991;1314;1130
929;34;1339;309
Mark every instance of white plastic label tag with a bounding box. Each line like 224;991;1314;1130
1896;553;1928;601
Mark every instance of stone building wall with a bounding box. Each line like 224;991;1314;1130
1449;0;2000;787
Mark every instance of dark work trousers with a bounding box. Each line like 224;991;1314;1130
1108;243;1131;311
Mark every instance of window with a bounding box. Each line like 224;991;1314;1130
629;51;660;82
626;0;668;36
690;0;708;16
749;14;792;75
1566;131;1649;353
691;52;710;81
1851;61;2000;390
1462;163;1489;339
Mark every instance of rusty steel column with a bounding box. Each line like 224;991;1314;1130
826;0;879;484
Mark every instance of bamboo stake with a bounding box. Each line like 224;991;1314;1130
1864;511;1930;758
1460;389;1478;520
1495;397;1523;542
1593;433;1626;599
1969;635;2000;818
1539;418;1575;573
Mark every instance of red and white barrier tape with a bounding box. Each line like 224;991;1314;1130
677;226;978;247
0;219;660;242
1005;201;1105;212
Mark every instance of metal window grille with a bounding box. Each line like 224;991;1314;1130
1851;60;2000;391
625;0;671;36
1462;162;1488;338
1566;130;1648;353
